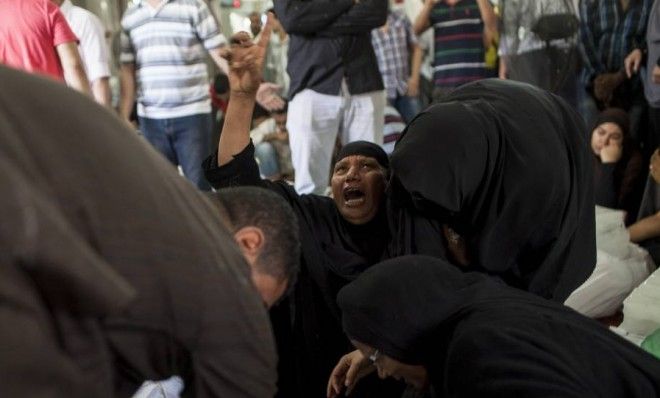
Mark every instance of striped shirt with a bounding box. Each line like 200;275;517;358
430;0;488;89
371;11;418;99
578;0;652;86
120;0;226;119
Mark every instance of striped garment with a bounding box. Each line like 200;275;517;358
120;0;226;119
578;0;652;86
430;0;488;89
382;105;405;155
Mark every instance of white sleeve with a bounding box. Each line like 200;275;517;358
78;10;111;82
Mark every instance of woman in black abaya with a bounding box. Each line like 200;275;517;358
329;255;660;398
388;79;595;302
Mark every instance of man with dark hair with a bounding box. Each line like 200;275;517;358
211;186;300;307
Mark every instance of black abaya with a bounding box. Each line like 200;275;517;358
389;79;596;302
339;255;660;397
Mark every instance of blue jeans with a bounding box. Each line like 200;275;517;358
254;141;280;178
389;95;422;124
139;113;212;190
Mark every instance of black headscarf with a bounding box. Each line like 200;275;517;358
388;79;595;302
337;141;390;171
338;255;660;397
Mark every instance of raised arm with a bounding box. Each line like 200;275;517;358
413;0;434;35
218;15;274;166
118;63;136;124
274;0;355;35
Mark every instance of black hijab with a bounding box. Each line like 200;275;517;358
339;255;660;397
388;79;595;302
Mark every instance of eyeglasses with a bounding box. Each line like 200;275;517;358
368;349;380;364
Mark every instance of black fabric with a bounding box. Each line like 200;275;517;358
637;176;660;264
274;0;386;99
338;255;660;397
203;142;400;398
0;65;277;398
336;140;390;171
388;79;595;302
594;107;631;137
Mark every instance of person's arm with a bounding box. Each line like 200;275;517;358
413;0;434;36
629;211;660;242
203;16;273;182
193;1;230;75
79;12;112;106
56;42;92;97
408;43;423;97
578;0;605;83
314;0;388;37
476;0;498;48
499;56;508;79
119;63;136;123
91;77;112;107
273;0;355;35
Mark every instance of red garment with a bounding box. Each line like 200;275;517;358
0;0;78;81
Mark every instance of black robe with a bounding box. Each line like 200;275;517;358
204;142;400;398
0;65;276;398
389;79;596;302
339;255;660;397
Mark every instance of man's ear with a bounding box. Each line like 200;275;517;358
233;226;265;258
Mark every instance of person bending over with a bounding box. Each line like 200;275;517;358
329;255;660;398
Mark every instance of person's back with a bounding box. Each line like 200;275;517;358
0;0;77;80
0;65;276;397
428;0;489;97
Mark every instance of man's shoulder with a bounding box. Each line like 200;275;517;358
69;5;105;30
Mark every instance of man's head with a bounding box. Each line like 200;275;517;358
331;141;389;225
272;101;288;132
249;12;263;37
209;187;300;307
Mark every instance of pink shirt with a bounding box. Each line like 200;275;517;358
0;0;78;81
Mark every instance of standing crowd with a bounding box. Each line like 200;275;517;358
3;0;660;397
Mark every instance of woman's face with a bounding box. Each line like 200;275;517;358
591;122;623;156
331;155;387;225
353;341;429;391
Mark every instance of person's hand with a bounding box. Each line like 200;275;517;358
600;141;623;163
256;82;286;111
653;65;660;84
222;13;273;97
327;350;374;398
624;49;643;79
407;76;420;97
650;149;660;184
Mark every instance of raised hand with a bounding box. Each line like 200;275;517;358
222;12;274;96
600;141;623;164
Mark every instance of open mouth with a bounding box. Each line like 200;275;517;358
343;186;366;207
